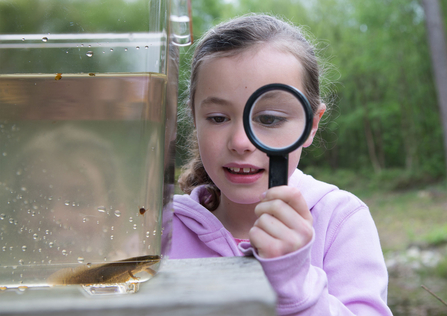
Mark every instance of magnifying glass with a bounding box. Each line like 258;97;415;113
243;83;314;188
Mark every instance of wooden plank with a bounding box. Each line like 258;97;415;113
0;256;276;316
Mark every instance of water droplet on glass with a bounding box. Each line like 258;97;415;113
20;187;27;192
124;48;128;52
62;249;67;256
48;242;54;248
42;37;48;42
18;259;24;265
21;246;27;252
110;48;114;52
129;217;133;223
0;214;5;220
77;257;84;263
136;46;140;50
110;235;114;240
86;51;93;57
145;46;148;49
87;263;92;268
133;224;137;230
21;38;25;41
9;218;14;224
64;201;70;206
146;231;150;238
114;210;121;217
32;234;38;240
18;286;27;292
97;206;106;213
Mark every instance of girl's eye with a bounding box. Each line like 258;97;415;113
253;114;287;127
207;116;228;124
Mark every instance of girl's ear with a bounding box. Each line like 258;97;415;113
303;103;326;148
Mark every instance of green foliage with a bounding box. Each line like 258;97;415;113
423;225;447;247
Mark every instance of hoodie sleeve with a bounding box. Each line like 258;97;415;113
239;206;392;316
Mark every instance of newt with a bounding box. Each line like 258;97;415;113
47;255;160;285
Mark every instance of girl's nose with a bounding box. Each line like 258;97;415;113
228;120;255;155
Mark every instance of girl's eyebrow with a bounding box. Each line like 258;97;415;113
199;96;232;108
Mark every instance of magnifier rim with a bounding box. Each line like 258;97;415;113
243;83;314;156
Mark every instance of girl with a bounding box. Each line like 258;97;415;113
171;14;392;315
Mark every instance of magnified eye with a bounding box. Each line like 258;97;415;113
253;113;287;128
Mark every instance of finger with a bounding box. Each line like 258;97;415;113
254;199;305;232
254;213;291;241
260;186;313;223
248;225;282;258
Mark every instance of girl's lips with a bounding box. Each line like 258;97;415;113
223;166;264;184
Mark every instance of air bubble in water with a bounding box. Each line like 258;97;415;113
42;37;48;42
114;210;121;217
86;51;93;57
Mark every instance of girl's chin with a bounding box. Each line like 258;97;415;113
220;189;264;205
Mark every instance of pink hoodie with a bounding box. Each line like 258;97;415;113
171;169;392;315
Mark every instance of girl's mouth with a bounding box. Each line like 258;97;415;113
226;167;261;174
223;166;264;184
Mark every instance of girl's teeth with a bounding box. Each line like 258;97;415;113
229;167;257;173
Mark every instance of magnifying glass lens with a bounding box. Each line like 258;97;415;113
249;90;306;150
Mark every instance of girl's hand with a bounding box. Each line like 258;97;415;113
248;186;313;259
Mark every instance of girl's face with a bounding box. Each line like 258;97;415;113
194;45;320;205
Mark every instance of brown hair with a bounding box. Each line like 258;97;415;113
178;14;324;211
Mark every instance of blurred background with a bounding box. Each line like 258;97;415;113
174;0;447;315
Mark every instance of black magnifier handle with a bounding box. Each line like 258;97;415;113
268;155;288;188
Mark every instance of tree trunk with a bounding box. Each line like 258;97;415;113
422;0;447;175
363;114;382;173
